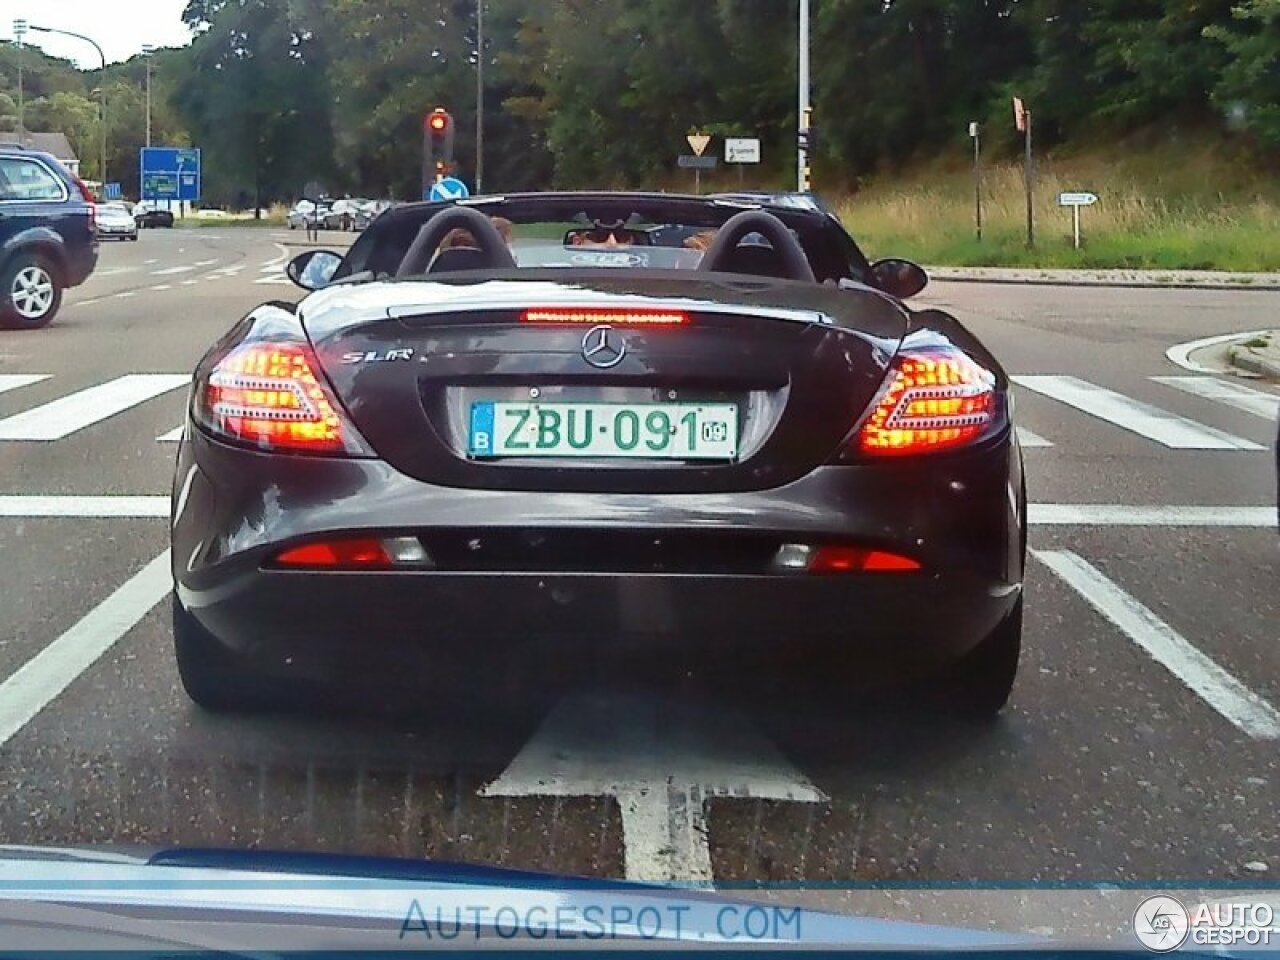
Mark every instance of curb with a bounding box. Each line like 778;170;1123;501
926;272;1280;292
1229;345;1280;380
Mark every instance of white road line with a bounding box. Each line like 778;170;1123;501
94;267;138;278
194;258;219;267
113;291;136;299
1013;375;1264;450
143;258;158;265
0;552;172;748
0;374;48;396
151;265;195;276
214;265;245;276
1151;376;1280;421
1017;426;1053;448
0;374;190;441
180;279;199;286
157;426;184;443
149;284;173;292
0;496;171;518
72;297;103;306
254;274;292;285
1035;549;1280;740
482;692;824;883
1029;504;1274;527
1166;330;1271;374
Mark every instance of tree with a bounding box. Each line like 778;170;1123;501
1206;0;1280;150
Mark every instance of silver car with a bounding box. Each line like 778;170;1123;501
98;202;139;241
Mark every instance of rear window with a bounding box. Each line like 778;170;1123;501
0;157;67;201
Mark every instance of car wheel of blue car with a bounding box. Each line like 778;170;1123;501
1;253;63;329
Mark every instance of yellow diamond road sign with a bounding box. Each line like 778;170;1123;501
687;134;711;157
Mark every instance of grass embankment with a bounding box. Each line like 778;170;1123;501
835;142;1280;271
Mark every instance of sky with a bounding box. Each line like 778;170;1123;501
4;0;192;66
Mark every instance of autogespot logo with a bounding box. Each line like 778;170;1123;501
1134;895;1191;952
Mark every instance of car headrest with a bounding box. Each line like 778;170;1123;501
714;244;792;280
697;210;815;282
397;206;516;278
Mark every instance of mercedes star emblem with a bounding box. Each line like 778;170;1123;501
581;324;627;369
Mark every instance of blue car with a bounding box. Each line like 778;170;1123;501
0;145;99;329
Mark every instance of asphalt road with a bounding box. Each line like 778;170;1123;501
0;227;1276;896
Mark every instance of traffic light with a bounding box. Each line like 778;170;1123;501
425;108;454;178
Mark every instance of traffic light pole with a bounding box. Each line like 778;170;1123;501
797;0;811;192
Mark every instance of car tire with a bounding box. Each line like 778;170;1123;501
938;596;1021;718
173;597;285;712
0;252;63;330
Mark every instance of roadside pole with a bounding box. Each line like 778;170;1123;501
798;0;811;192
1024;109;1034;248
969;121;982;242
1014;96;1034;248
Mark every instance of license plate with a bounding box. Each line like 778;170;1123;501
469;401;738;460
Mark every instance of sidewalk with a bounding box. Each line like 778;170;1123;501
925;266;1280;291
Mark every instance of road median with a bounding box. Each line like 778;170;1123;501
926;266;1280;291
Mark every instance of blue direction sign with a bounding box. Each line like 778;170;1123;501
427;176;470;202
103;182;122;200
140;147;201;201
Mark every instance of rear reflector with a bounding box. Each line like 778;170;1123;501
521;307;687;327
858;349;997;455
272;536;433;569
774;543;921;573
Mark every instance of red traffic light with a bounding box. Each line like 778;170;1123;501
427;110;450;133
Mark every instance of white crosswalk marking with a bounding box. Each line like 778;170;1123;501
152;265;195;276
1017;426;1053;448
1035;549;1280;740
254;273;292;285
0;374;190;441
0;374;49;396
1151;376;1279;420
157;425;184;443
1013;375;1264;450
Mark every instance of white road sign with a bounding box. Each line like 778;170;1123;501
686;133;712;157
1058;192;1098;206
725;137;761;164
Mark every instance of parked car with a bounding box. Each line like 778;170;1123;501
0;145;98;328
287;199;326;230
134;201;175;228
97;202;139;241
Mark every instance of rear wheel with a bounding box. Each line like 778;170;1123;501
938;597;1021;718
173;598;286;712
1;253;63;329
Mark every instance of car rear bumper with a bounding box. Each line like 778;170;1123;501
172;428;1025;692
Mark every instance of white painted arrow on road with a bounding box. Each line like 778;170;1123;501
481;691;825;884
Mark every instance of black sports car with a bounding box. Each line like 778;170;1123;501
169;193;1027;716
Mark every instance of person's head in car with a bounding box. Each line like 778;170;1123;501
572;228;636;248
683;230;718;253
438;216;515;252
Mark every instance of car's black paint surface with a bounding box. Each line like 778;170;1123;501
171;193;1026;707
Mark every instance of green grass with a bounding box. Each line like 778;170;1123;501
833;142;1280;272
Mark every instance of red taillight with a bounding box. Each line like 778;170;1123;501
521;307;687;327
809;546;921;573
275;538;392;569
857;349;997;455
73;178;97;230
197;341;362;454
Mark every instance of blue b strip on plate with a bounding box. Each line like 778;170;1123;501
469;402;495;456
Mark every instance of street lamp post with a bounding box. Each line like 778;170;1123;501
13;20;28;141
475;0;484;194
27;24;107;189
141;44;156;147
798;0;811;192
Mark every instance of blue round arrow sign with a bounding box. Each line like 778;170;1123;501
428;177;471;202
